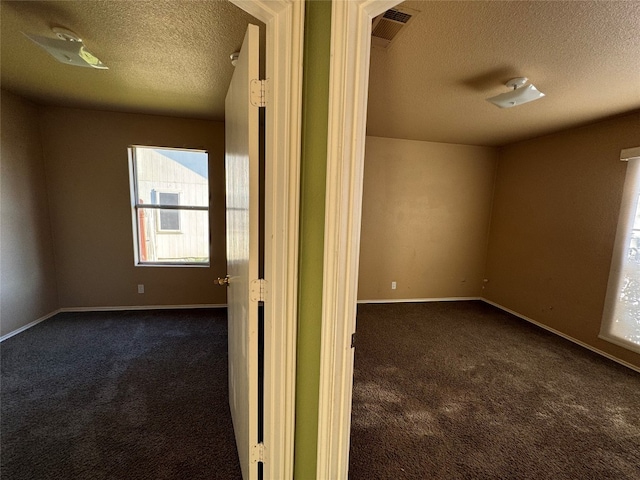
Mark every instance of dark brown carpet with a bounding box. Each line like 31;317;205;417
1;309;242;480
349;301;640;480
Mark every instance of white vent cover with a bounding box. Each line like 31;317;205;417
372;6;419;49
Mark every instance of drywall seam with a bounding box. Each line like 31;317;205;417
0;304;227;342
482;298;640;374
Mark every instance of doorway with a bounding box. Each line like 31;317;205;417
227;2;303;479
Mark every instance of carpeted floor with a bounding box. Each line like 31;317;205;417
349;301;640;480
1;309;241;480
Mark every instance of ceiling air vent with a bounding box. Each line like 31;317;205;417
372;6;419;49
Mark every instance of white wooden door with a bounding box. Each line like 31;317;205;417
225;24;260;480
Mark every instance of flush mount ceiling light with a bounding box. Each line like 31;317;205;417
23;27;108;69
486;77;544;108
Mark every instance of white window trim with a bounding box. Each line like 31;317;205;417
128;146;210;266
599;147;640;354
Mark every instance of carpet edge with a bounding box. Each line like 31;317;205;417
0;304;228;342
0;309;62;342
483;298;640;374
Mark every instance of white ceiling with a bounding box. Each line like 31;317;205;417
1;1;639;147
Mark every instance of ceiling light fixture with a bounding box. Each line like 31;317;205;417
23;27;108;69
486;77;544;108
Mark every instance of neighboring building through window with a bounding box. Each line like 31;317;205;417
129;146;210;265
600;147;640;353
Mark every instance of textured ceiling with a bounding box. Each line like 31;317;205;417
367;1;640;146
2;1;639;146
0;0;264;121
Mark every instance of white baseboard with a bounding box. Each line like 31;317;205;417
482;299;640;374
0;304;228;342
0;309;62;342
6;299;637;374
357;296;481;304
354;296;639;373
60;304;227;312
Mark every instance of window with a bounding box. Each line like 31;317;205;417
129;146;210;266
157;192;181;231
600;147;640;353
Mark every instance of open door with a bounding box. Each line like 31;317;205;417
224;23;261;480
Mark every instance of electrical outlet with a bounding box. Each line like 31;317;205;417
391;281;397;290
137;284;144;294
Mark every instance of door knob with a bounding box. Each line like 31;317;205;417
216;275;230;287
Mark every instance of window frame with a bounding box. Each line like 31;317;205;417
128;145;210;267
600;146;640;354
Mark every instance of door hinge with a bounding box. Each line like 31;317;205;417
250;278;267;302
250;79;267;108
251;442;265;463
351;332;356;348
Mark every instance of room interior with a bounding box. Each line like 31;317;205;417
356;0;640;370
1;0;640;478
319;2;637;472
1;0;265;337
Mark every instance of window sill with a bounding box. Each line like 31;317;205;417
598;333;640;355
135;262;210;268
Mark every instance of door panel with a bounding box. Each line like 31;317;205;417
225;23;260;480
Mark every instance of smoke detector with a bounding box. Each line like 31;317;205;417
371;6;419;49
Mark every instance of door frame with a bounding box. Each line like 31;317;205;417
230;1;304;479
316;1;402;478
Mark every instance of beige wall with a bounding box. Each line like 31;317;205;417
358;136;497;300
0;90;59;336
484;112;640;368
40;106;226;308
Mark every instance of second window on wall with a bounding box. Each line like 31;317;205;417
129;146;210;266
600;147;640;354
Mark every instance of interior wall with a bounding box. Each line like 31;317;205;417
358;136;497;301
484;112;640;368
39;106;227;308
294;0;332;477
0;90;59;337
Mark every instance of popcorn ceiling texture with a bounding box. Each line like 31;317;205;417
1;0;264;121
366;1;640;146
1;1;638;146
